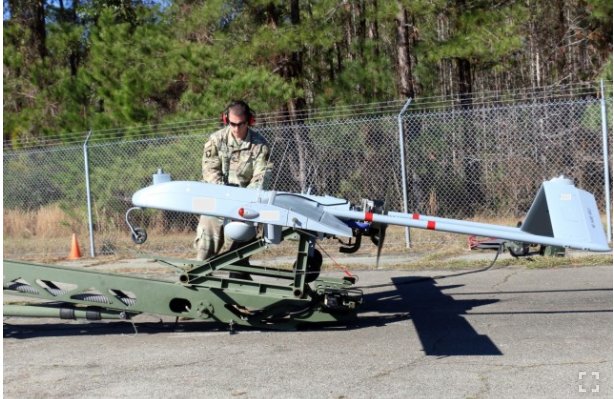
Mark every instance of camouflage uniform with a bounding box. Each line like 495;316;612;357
194;126;271;260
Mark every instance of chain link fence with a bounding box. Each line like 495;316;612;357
4;84;612;260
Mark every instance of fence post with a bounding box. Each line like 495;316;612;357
83;130;96;256
599;80;612;242
397;98;412;248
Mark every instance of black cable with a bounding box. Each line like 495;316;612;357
357;242;505;289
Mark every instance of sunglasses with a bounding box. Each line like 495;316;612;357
228;120;247;128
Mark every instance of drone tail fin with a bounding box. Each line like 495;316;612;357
521;177;610;252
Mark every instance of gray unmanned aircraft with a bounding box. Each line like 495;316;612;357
4;171;610;329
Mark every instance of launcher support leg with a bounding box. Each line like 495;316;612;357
292;233;314;297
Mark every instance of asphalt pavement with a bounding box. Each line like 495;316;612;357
3;264;612;398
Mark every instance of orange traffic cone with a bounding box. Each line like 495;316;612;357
68;233;82;260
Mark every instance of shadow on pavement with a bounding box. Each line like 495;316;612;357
357;276;502;356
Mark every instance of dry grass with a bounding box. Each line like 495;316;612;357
3;204;83;239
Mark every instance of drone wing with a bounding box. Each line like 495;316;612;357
131;181;352;238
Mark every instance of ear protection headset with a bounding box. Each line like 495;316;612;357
221;100;256;126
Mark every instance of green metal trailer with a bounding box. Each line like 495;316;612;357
3;229;362;330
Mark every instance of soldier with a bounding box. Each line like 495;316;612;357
194;100;272;261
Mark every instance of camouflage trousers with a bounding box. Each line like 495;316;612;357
193;215;226;261
193;215;256;261
193;216;255;279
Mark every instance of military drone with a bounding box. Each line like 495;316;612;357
4;171;610;330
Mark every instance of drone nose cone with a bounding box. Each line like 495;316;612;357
131;187;147;206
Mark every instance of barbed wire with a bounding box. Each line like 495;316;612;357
4;81;611;151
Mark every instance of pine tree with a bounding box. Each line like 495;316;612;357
2;0;612;144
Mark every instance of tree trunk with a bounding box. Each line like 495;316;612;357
455;0;484;214
368;0;380;99
458;58;472;106
59;0;80;76
8;0;48;61
285;0;311;191
396;4;415;98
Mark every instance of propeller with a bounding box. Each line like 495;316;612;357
368;199;388;268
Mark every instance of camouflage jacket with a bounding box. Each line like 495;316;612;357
202;127;272;189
